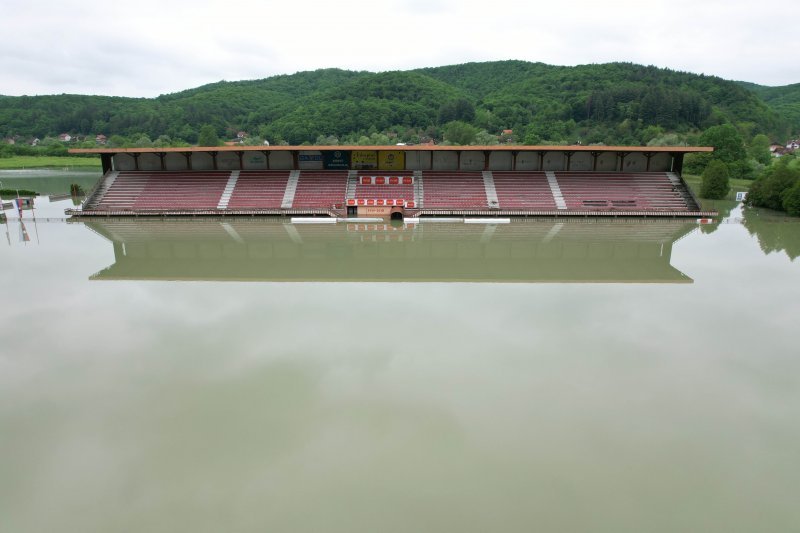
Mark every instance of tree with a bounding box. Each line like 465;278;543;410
640;125;664;144
747;158;800;211
442;121;478;145
198;124;220;147
782;180;800;216
647;132;685;146
438;98;475;124
699;125;746;162
474;130;500;145
748;133;772;166
132;134;153;147
701;159;730;199
698;124;749;175
153;135;173;147
108;134;127;147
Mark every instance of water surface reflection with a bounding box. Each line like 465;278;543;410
83;218;697;283
2;203;800;533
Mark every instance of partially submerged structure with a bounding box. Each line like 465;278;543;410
68;145;715;218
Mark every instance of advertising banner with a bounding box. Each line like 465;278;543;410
244;153;267;169
378;150;405;170
351;150;378;170
322;150;351;170
299;151;324;169
358;206;392;217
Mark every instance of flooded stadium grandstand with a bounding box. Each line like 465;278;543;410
67;145;716;218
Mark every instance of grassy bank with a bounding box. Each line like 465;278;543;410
1;189;38;196
0;155;101;170
683;174;753;201
0;176;100;196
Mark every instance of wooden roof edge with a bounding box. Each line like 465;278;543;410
69;145;714;154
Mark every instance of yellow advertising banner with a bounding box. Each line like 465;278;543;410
351;150;378;170
378;150;405;170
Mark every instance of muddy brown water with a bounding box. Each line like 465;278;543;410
1;189;799;532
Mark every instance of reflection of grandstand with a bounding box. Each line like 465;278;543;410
82;217;697;283
70;145;714;218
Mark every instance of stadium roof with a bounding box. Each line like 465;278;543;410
70;145;713;155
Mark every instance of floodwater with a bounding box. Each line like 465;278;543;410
1;178;799;532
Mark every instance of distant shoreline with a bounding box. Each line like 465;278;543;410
0;155;101;170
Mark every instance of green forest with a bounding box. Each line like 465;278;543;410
1;61;797;148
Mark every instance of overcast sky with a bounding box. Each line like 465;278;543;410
1;0;797;98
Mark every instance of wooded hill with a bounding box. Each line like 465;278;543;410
737;81;800;134
1;61;797;146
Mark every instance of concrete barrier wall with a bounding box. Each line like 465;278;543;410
270;151;294;170
139;153;161;171
459;152;484;171
596;152;617;171
543;151;566;171
111;149;677;174
243;152;268;170
164;153;188;170
113;154;136;171
405;151;432;170
488;151;513;170
623;152;647;172
216;152;239;170
570;152;593;171
432;151;458;170
192;152;214;170
516;151;540;170
650;152;672;172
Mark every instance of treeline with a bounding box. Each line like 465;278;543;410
586;86;710;128
1;61;796;148
664;121;800;216
746;156;800;216
739;81;800;134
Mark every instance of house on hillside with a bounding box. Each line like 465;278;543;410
787;140;799;151
58;133;72;142
770;143;788;157
96;134;107;145
30;138;40;146
224;131;248;146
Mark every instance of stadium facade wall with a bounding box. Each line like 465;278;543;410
108;149;680;173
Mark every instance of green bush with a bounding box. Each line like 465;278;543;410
782;181;800;216
700;160;730;199
747;158;800;211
